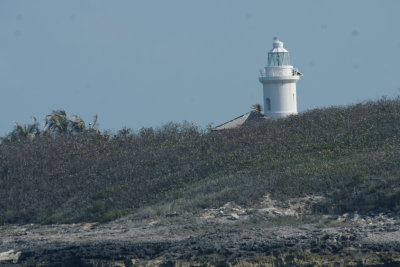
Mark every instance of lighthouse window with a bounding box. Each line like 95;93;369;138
266;98;271;111
268;52;290;66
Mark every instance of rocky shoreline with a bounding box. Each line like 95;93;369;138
1;212;400;266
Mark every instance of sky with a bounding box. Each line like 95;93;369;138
1;0;400;134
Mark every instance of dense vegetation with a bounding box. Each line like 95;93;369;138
1;98;400;224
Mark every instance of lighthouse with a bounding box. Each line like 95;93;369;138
259;37;302;118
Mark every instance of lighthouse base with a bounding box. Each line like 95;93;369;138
264;110;298;119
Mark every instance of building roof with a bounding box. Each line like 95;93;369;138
213;111;271;130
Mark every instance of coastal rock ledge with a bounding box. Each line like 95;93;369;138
1;214;400;266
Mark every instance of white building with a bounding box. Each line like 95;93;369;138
214;37;301;130
259;37;302;118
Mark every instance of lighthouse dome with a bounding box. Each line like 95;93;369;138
271;37;288;53
268;37;290;66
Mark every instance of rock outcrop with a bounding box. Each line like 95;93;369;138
1;212;400;266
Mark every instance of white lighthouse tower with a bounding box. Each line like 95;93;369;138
259;37;302;118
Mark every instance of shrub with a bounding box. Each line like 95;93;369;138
0;98;399;223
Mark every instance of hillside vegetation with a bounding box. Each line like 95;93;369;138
1;98;400;224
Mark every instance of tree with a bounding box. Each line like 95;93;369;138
44;110;70;135
0;110;100;143
251;104;263;114
71;115;86;133
88;114;100;132
44;110;88;136
3;117;40;142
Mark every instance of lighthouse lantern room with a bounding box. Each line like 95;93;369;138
259;37;302;118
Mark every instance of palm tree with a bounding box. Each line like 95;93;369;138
251;104;263;114
88;113;101;135
28;116;40;138
5;117;40;142
9;122;29;142
89;114;99;130
71;115;86;133
43;110;96;136
44;110;71;135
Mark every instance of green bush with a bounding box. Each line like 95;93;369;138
100;209;124;222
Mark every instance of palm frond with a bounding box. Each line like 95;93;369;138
251;104;263;114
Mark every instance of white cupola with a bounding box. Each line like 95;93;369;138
259;37;302;118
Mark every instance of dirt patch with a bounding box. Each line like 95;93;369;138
199;194;327;223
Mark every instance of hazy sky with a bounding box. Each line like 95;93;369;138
1;0;400;134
